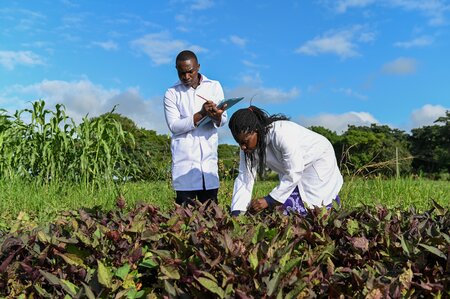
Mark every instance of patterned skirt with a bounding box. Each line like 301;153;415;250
282;186;341;216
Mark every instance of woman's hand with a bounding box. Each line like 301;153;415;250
249;197;269;213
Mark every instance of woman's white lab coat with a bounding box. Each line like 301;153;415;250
231;120;343;212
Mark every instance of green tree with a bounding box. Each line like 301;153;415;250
338;124;411;177
309;126;340;145
409;111;450;177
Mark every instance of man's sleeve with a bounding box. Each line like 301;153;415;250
213;82;227;128
164;90;196;135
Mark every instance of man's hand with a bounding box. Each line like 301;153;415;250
249;197;269;214
203;101;226;122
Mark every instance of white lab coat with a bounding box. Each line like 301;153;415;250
231;120;343;212
164;75;227;191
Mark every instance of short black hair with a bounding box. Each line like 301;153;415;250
176;50;198;64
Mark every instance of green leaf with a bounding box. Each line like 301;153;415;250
55;252;85;267
346;219;359;236
282;257;302;274
34;284;52;297
252;223;265;244
399;235;411;257
164;280;177;298
419;243;447;259
39;270;61;285
160;265;180;280
267;272;281;296
139;259;158;269
81;282;96;299
197;277;225;298
115;263;131;280
60;279;79;296
249;247;259;270
97;260;113;288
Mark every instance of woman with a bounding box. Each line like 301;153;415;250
229;106;343;216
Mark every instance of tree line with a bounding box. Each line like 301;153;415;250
110;110;450;181
0;101;448;185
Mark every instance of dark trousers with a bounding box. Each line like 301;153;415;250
175;188;218;206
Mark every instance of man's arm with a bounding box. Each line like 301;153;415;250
164;90;197;135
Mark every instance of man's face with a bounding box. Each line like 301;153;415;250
176;58;200;88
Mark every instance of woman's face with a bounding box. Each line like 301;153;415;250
236;131;258;153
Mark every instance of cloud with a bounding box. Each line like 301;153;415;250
242;60;269;68
226;73;300;104
332;87;368;100
328;0;450;26
92;40;119;51
0;79;169;134
394;36;433;48
410;104;449;128
295;26;374;59
335;0;376;13
229;35;247;47
389;0;450;26
0;8;46;33
297;111;379;133
131;31;207;65
0;50;44;70
382;57;417;75
191;0;215;10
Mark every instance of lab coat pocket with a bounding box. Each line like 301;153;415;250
311;153;335;182
171;137;195;164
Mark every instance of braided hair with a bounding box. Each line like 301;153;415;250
228;106;289;177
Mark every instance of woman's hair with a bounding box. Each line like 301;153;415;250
228;106;289;177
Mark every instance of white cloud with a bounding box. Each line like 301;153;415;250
229;35;247;47
297;111;379;133
131;31;207;65
0;50;44;70
0;79;169;134
394;36;433;48
389;0;450;26
410;104;449;128
382;57;417;75
92;40;119;51
242;60;269;68
335;0;376;13
328;0;450;26
227;86;300;104
332;87;368;100
226;73;300;104
296;26;374;58
191;0;215;10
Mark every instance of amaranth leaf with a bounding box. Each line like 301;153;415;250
196;277;225;298
97;260;113;288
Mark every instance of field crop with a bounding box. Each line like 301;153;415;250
1;200;449;298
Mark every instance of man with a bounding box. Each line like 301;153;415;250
164;50;227;205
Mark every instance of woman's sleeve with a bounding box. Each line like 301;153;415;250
231;150;256;213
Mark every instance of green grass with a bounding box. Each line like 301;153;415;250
0;177;449;226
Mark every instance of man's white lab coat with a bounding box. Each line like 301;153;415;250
164;75;227;191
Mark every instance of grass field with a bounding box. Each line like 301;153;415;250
0;177;449;227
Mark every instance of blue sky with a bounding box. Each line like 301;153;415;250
1;0;449;144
